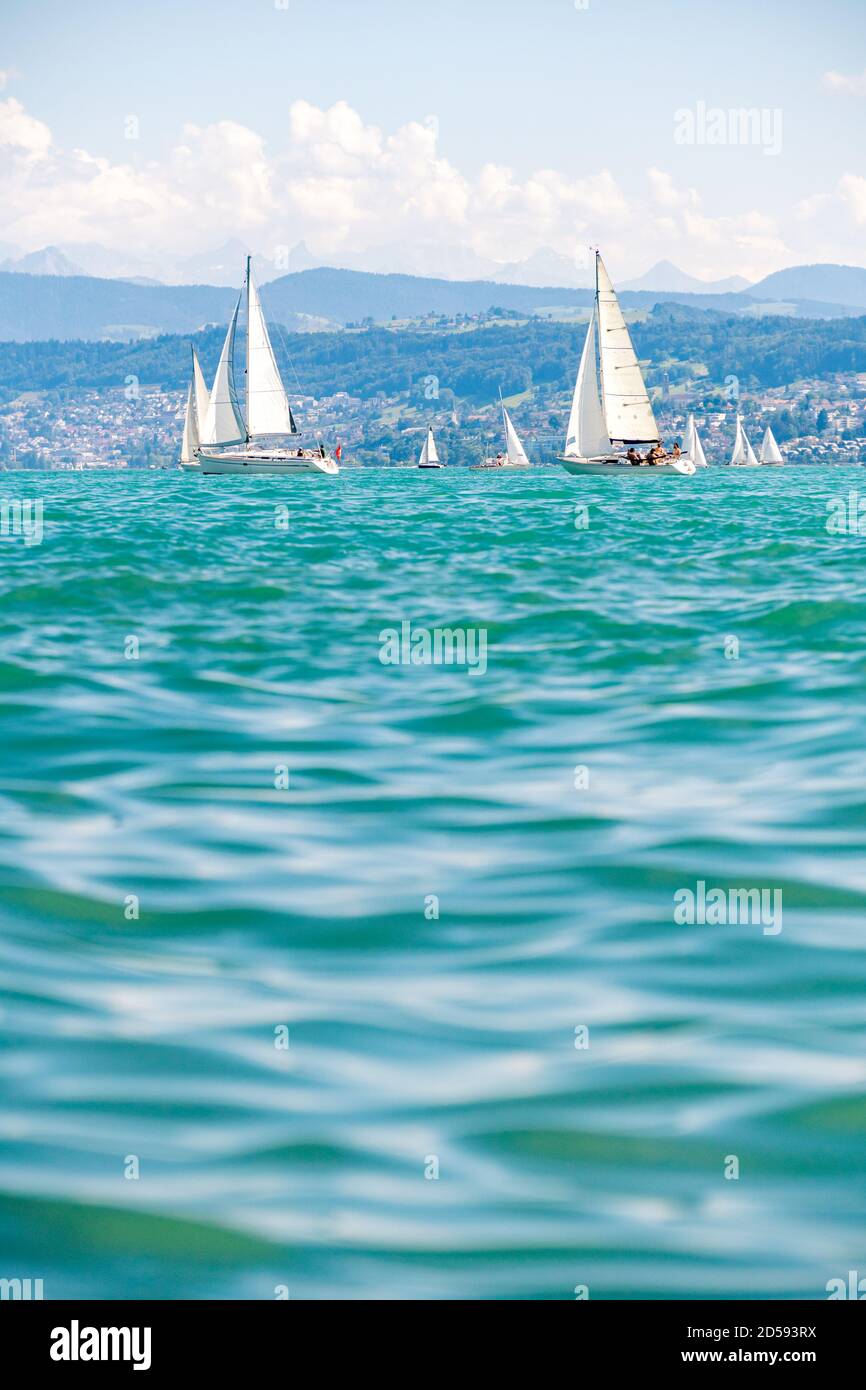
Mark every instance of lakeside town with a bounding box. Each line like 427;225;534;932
2;369;865;471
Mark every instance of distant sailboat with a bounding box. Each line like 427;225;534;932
559;251;695;476
180;381;199;466
729;414;761;467
684;413;709;468
759;425;784;465
180;347;210;466
477;392;532;467
187;257;339;476
417;425;443;468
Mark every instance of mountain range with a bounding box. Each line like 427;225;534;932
746;263;866;310
0;262;865;343
620;259;751;294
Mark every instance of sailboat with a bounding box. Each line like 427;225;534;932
180;347;210;467
758;425;784;465
476;392;532;467
729;414;761;467
684;413;709;468
559;251;695;477
187;257;339;476
417;425;443;468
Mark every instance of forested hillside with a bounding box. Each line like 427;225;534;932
1;303;865;406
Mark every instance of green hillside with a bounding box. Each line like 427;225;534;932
2;303;866;407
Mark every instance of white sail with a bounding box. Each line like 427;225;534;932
596;253;659;444
246;265;296;438
684;413;708;467
759;425;784;465
503;407;530;465
419;426;439;466
564;312;610;458
200;292;246;446
730;415;760;466
180;382;199;464
192;348;210;432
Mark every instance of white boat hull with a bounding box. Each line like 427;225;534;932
191;449;339;476
559;455;696;477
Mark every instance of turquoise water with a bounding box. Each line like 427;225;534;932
1;466;865;1300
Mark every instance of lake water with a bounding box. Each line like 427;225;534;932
1;465;864;1300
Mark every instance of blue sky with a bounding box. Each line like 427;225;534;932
1;0;865;281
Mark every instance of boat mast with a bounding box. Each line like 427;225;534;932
594;248;605;438
499;384;506;451
246;252;252;442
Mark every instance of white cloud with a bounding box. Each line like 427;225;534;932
823;69;866;95
0;94;862;283
0;97;51;160
648;167;700;210
838;173;866;224
795;192;831;220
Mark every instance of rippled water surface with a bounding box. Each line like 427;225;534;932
1;466;865;1300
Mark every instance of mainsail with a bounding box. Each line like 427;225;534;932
730;415;760;466
192;348;210;432
200;291;246;446
595;253;659;444
419;426;439;466
503;406;530;465
564;312;610;458
684;413;708;467
759;425;784;465
246;266;297;438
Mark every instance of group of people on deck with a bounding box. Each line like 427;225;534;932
625;441;682;466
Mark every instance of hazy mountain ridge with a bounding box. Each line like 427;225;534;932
621;259;751;294
745;264;866;309
0;264;863;343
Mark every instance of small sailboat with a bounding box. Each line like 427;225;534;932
189;257;338;476
476;392;532;467
559;251;695;477
417;425;443;468
684;413;709;468
729;414;761;467
180;347;210;467
758;425;784;465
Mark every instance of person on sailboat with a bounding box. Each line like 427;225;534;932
645;443;666;464
671;441;682;459
626;448;643;466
